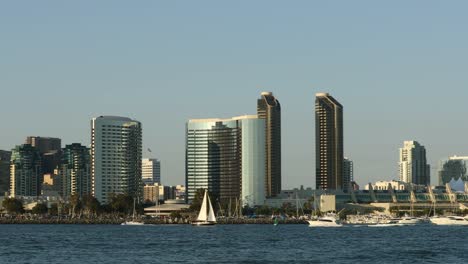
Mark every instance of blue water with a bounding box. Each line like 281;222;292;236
0;224;467;263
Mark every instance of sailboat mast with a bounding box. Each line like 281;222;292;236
133;198;136;220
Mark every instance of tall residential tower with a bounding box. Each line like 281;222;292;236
56;143;91;198
257;92;281;197
399;141;430;185
91;116;142;204
10;144;42;197
315;93;344;191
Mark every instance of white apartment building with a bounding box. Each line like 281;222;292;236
91;116;142;204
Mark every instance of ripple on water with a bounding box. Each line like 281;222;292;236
0;224;467;264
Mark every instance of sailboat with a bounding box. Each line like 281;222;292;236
192;190;217;226
122;198;144;226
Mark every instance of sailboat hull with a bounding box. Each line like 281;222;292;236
191;221;216;226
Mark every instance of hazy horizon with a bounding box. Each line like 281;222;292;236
2;1;468;188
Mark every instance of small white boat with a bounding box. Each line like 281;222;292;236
368;219;402;227
192;190;217;226
122;198;144;226
121;221;145;226
397;216;422;225
430;216;468;226
308;216;343;227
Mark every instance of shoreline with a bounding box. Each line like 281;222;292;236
0;218;308;225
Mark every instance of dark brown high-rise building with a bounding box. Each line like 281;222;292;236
315;93;344;191
25;136;62;174
0;150;12;195
257;92;281;197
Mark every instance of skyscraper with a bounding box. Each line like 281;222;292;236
257;92;281;197
142;158;161;185
10;144;42;197
91;116;142;204
399;141;430;185
25;136;62;174
186;115;265;206
343;157;353;192
438;156;468;186
56;143;91;198
0;150;12;195
315;93;344;190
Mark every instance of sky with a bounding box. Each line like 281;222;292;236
1;1;468;188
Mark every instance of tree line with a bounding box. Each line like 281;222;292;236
1;193;142;217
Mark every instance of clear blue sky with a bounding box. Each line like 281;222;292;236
1;1;468;188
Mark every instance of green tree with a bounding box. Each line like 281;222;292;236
32;203;49;215
69;194;82;218
109;193;134;215
170;211;182;219
2;198;24;214
49;204;59;216
254;205;273;216
82;194;101;216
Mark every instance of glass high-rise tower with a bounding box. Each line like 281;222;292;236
257;92;281;197
186;116;265;206
315;93;344;191
56;143;91;198
91;116;142;204
10;144;43;197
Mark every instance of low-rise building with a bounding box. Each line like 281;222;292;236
364;180;426;192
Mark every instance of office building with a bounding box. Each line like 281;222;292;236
91;116;142;204
25;136;62;174
142;158;161;185
343;157;353;192
257;92;281;197
315;93;344;190
10;144;42;197
399;141;430;185
0;150;12;195
143;183;160;203
438;156;468;186
56;143;91;198
186;115;266;206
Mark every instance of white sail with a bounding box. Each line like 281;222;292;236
207;194;217;223
197;191;208;221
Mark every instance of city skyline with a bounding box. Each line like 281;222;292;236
2;1;468;188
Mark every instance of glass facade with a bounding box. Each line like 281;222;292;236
10;144;42;197
186;116;266;206
186;119;241;203
438;157;468;186
241;118;266;206
57;143;91;198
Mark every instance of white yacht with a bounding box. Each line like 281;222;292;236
430;216;468;226
368;218;402;227
308;216;343;227
192;190;217;226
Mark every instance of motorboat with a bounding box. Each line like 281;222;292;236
430;216;468;226
121;221;145;226
397;216;422;225
308;216;343;227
